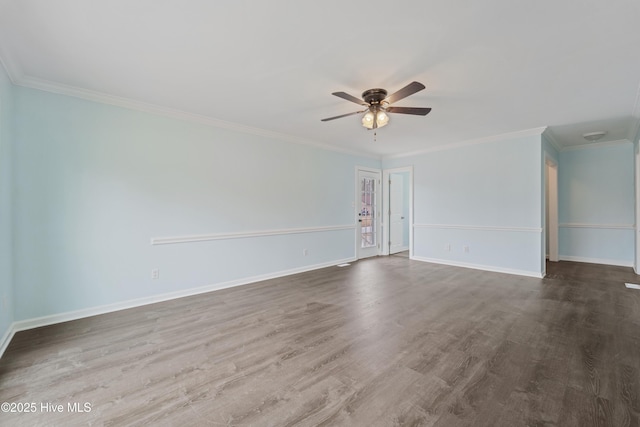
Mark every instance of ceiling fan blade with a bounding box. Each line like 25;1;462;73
385;81;426;104
332;91;368;106
321;109;367;122
386;106;432;116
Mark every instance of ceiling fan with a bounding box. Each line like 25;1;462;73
321;81;431;130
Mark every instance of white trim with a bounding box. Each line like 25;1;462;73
0;323;17;360
12;74;380;161
542;129;563;153
0;49;21;84
413;223;543;233
355;166;382;174
383;127;547;160
1;256;356;359
545;160;559;263
560;139;632;152
151;224;355;245
628;82;640;141
559;223;635;230
636;141;640;274
411;256;544;278
559;255;634;268
633;81;640;119
629;117;640;144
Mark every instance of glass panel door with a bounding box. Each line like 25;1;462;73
357;169;380;259
360;176;376;248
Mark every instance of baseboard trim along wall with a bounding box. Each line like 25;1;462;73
0;256;355;360
0;326;15;363
411;255;544;279
559;255;634;268
151;224;356;245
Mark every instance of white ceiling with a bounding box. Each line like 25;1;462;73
1;0;639;157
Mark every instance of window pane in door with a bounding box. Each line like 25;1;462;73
360;177;376;248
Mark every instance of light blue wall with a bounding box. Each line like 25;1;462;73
558;143;635;266
12;86;379;321
0;64;13;340
384;134;544;276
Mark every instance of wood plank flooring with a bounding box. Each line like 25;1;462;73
1;257;639;426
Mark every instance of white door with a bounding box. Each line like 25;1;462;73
389;173;405;254
547;162;559;262
357;169;381;259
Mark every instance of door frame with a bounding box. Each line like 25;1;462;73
382;166;413;257
355;166;382;259
636;142;639;274
546;157;559;263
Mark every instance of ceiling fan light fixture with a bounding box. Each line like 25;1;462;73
376;111;389;127
322;81;430;130
583;131;607;142
362;111;374;128
362;107;389;130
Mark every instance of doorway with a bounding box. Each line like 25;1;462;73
636;143;639;274
545;158;559;264
356;167;381;259
382;167;413;257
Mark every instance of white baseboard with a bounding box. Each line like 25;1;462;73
558;255;634;268
411;256;544;279
0;322;17;360
390;246;410;254
1;257;355;359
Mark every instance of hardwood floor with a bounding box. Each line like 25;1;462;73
1;257;639;426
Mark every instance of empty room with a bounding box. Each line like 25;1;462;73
1;1;640;426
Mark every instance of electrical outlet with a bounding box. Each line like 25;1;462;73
446;244;451;252
151;269;160;280
463;245;470;253
303;249;308;256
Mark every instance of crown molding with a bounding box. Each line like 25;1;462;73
628;81;640;142
633;81;640;117
542;128;563;152
12;73;381;161
560;138;632;152
0;48;21;84
383;126;547;160
629;116;640;144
